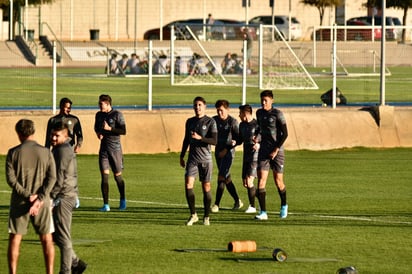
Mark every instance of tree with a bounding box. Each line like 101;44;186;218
300;0;342;25
365;0;412;42
0;0;56;39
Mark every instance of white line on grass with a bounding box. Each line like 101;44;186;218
1;190;410;225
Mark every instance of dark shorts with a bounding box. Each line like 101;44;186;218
242;160;257;179
8;198;54;235
185;160;213;183
99;149;123;173
258;150;285;173
215;150;234;179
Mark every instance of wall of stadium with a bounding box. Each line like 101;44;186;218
0;106;411;155
3;0;410;41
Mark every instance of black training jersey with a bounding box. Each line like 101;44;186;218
94;109;126;152
213;115;239;152
45;114;83;148
181;115;217;163
239;118;259;163
256;108;288;153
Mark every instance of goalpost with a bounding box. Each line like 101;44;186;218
170;23;318;91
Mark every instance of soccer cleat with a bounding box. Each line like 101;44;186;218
99;204;110;212
233;199;244;210
255;211;268;220
203;217;210;226
75;197;80;208
185;213;199;226
119;199;127;210
211;204;219;213
280;204;288;218
245;205;257;214
72;259;87;274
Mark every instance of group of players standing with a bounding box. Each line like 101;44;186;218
6;95;126;274
180;90;289;226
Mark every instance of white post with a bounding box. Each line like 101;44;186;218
148;40;153;111
332;23;337;109
242;39;247;105
9;0;13;40
159;0;163;40
379;0;386;106
170;26;175;85
70;0;74;40
52;41;57;114
24;0;28;40
258;24;263;89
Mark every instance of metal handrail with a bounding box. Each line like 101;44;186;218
40;21;63;58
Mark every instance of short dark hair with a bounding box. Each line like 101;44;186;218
239;104;252;114
193;96;206;105
260;90;274;99
51;121;69;133
59;97;72;109
15;119;35;137
99;94;112;105
215;99;229;109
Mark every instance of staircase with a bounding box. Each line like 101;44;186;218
12;35;63;66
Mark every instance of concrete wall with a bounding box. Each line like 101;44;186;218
1;106;411;155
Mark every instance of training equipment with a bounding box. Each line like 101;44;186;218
185;213;199;226
272;248;288;262
280;205;288;218
228;241;257;253
336;266;358;274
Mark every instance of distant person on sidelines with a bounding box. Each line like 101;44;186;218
50;122;87;274
211;99;243;213
180;96;217;226
238;104;259;214
6;119;56;274
107;53;120;75
206;13;215;40
254;90;289;220
94;94;127;212
45;97;83;154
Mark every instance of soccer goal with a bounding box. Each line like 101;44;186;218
170;23;318;90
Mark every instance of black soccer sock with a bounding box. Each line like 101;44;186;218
101;174;109;204
278;187;287;206
248;186;256;207
114;175;126;200
257;188;266;212
203;191;212;218
214;181;226;206
185;188;196;215
226;181;240;202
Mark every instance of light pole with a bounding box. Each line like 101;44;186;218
9;0;13;40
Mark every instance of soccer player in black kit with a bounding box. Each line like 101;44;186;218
211;99;243;213
94;94;127;212
254;90;288;220
238;104;259;214
180;96;217;226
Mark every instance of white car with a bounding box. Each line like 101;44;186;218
249;15;302;41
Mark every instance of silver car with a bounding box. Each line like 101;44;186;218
249;15;302;41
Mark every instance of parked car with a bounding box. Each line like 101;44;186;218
346;16;401;40
314;20;382;41
143;19;256;40
248;15;302;40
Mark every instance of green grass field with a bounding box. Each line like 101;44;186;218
1;148;411;273
0;66;412;107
